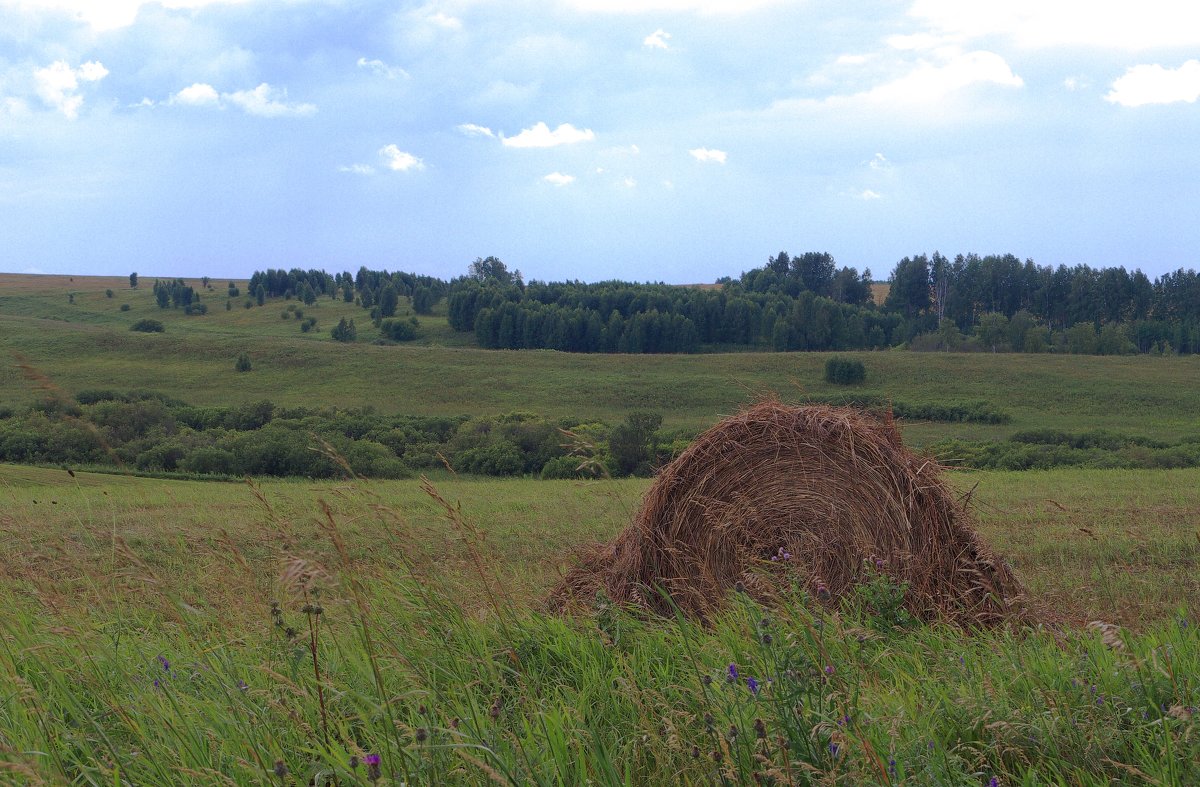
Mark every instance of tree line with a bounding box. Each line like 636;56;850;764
236;250;1199;355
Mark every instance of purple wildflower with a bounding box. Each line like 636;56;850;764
365;753;381;782
989;778;999;787
888;757;897;777
747;676;760;694
829;742;839;757
727;663;739;682
156;655;170;672
237;680;248;692
824;665;834;676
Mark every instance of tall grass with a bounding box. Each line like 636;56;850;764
1;476;1196;785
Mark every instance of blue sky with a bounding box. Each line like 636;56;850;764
2;0;1198;283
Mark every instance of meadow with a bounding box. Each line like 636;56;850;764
0;274;1198;784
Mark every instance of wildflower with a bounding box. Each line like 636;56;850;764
349;755;360;770
816;583;830;600
156;655;170;672
829;742;839;757
888;757;897;778
989;778;999;787
365;753;381;782
418;704;428;715
727;724;739;742
760;632;773;645
237;680;248;692
415;727;428;743
691;745;701;758
702;674;713;686
711;750;723;763
754;718;766;739
824;665;834;676
875;558;885;571
704;712;714;732
734;581;746;593
273;760;288;778
450;717;460;730
727;663;739;682
747;676;760;695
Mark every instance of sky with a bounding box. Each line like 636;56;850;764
1;0;1198;283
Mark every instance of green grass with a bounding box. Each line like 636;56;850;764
0;466;1196;784
3;275;1199;445
3;274;1199;784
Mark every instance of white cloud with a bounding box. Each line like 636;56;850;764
561;0;789;13
427;10;462;30
339;164;376;175
501;122;595;148
836;54;870;65
172;82;220;106
456;123;496;138
1105;60;1200;107
543;172;575;186
2;97;32;117
689;147;727;164
357;58;408;80
858;49;1022;105
622;177;637;188
858;189;883;200
908;0;1200;50
868;152;890;170
33;60;108;120
379;145;425;172
224;83;316;117
643;29;672;50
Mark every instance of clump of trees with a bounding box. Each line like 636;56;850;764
236;249;1200;356
130;319;164;333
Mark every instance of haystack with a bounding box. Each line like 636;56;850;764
549;401;1024;625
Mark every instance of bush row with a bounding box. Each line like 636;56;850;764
0;392;683;481
929;430;1200;470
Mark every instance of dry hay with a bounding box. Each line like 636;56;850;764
549;400;1025;626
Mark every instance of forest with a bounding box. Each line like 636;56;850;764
231;251;1200;355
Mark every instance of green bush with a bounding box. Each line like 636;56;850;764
120;304;131;312
380;316;420;341
235;353;252;372
130;318;164;333
824;356;866;385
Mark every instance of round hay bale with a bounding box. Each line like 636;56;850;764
549;401;1025;625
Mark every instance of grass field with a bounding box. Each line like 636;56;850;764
2;273;1199;784
0;464;1196;784
2;274;1198;445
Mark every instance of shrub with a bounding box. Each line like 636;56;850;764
825;356;866;385
539;455;588;479
380;316;420;341
235;353;252;372
130;319;164;333
184;302;207;315
105;289;114;298
120;304;131;312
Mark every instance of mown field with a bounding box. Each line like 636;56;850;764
1;273;1198;784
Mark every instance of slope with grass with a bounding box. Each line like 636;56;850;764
2;274;1198;446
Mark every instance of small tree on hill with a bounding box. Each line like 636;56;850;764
235;353;252;372
331;317;357;342
129;272;138;289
